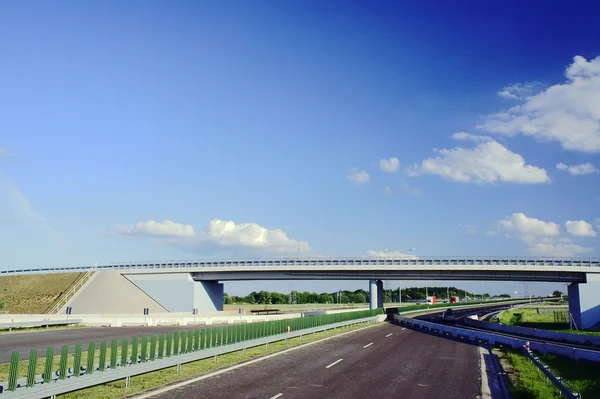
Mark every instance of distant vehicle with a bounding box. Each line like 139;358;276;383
426;296;437;305
449;296;459;304
441;308;456;322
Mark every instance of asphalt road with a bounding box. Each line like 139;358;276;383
146;322;481;399
0;325;218;363
415;303;519;324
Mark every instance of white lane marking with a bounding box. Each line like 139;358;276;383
385;333;393;337
363;343;373;348
401;328;406;331
326;358;344;369
270;394;283;399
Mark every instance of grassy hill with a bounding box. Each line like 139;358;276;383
0;272;84;314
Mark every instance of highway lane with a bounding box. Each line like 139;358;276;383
0;324;219;363
415;303;517;324
146;322;481;399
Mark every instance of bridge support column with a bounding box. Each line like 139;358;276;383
376;280;384;308
369;280;378;310
568;274;600;330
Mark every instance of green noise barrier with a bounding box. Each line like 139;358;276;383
9;307;381;393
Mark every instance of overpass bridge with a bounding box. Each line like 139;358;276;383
4;256;600;329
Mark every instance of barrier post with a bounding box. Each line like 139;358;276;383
8;352;19;391
26;350;38;387
44;347;55;382
194;330;200;350
110;340;118;369
86;342;96;374
99;341;107;371
73;344;82;376
200;330;206;350
131;337;139;364
59;345;69;379
187;331;193;352
166;334;172;357
150;336;157;360
141;336;148;362
158;335;165;359
120;339;129;366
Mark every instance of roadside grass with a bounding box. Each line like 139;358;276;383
498;349;561;399
0;273;84;314
0;322;376;399
498;348;600;399
500;308;600;336
540;353;600;397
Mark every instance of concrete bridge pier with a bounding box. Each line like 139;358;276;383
568;273;600;330
369;279;385;309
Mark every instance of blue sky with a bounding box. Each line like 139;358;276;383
1;1;600;296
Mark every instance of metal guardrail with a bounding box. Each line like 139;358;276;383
394;315;588;398
0;315;379;398
1;256;599;275
521;345;580;398
0;320;82;330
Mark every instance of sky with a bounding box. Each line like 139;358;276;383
1;1;600;297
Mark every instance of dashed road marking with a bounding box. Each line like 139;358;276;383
326;358;344;369
363;343;374;348
270;394;283;399
401;328;406;331
385;333;393;337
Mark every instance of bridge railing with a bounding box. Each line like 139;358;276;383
1;256;599;276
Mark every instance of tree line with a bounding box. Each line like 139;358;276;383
224;286;509;305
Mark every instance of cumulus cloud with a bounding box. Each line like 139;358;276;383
346;168;370;184
556;162;598;176
565;220;596;237
499;213;560;237
497;82;544;100
416;141;549;184
478;55;600;152
497;213;593;257
116;218;311;254
379;157;400;173
367;250;418;260
451;132;493;142
117;220;196;237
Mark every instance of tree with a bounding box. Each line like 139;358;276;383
353;293;366;303
258;290;271;304
552;290;563;297
223;293;233;305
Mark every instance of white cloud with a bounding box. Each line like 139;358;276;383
525;241;594;257
367;250;418;260
117;220;196;237
478;55;600;152
417;141;550;184
497;82;544;100
565;220;596;237
116;218;311;254
499;213;560;237
379;157;400;173
485;230;497;236
497;213;594;257
556;162;598;175
451;132;492;142
382;180;421;196
346;168;370;184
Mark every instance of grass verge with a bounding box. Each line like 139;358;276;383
497;348;600;399
500;308;600;336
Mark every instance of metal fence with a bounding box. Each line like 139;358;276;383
0;309;381;398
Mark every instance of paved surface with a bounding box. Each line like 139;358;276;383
415;303;518;324
146;322;481;399
0;325;219;363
